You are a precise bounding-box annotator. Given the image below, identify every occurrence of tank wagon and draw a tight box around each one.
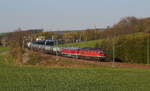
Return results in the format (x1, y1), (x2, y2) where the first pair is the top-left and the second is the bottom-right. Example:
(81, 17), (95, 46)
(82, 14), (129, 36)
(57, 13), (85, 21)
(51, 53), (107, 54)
(27, 40), (106, 61)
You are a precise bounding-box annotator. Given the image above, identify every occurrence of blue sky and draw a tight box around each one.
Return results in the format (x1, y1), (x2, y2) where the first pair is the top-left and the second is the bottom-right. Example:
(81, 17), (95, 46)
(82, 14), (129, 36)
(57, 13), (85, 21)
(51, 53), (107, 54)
(0, 0), (150, 32)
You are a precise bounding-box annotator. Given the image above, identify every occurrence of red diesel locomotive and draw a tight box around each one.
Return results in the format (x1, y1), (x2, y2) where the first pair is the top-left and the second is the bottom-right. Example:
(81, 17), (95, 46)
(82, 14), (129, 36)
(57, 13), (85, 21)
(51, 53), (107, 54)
(61, 47), (106, 61)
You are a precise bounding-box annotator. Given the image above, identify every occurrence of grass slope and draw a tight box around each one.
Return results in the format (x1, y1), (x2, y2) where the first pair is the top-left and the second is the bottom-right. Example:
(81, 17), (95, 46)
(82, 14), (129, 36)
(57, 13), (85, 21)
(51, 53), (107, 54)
(60, 32), (146, 48)
(60, 39), (104, 48)
(0, 47), (150, 91)
(0, 46), (11, 52)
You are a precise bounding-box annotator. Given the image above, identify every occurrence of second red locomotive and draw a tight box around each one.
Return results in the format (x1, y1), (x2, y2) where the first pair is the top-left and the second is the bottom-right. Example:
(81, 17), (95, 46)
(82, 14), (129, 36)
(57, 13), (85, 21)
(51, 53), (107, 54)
(61, 47), (106, 61)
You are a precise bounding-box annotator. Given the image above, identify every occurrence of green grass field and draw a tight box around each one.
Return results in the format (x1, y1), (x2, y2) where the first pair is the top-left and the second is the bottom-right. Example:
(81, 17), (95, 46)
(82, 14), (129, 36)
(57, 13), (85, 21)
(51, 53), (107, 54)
(60, 32), (146, 48)
(60, 39), (104, 48)
(1, 47), (150, 91)
(0, 46), (11, 53)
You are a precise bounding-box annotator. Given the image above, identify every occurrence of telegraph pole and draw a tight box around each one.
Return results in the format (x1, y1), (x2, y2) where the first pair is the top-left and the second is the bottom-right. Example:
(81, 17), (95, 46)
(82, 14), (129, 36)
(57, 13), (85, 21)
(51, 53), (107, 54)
(112, 39), (115, 67)
(52, 35), (54, 40)
(112, 32), (116, 67)
(147, 32), (150, 65)
(55, 41), (59, 61)
(94, 25), (97, 40)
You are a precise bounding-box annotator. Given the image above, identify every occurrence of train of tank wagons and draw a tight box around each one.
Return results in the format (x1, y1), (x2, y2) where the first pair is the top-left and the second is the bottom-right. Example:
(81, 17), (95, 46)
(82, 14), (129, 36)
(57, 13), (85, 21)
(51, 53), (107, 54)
(27, 40), (106, 61)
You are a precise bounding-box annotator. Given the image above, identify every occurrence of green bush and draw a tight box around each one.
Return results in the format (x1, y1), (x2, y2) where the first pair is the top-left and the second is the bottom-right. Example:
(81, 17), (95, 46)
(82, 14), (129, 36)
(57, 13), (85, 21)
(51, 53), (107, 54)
(28, 52), (41, 65)
(99, 33), (149, 64)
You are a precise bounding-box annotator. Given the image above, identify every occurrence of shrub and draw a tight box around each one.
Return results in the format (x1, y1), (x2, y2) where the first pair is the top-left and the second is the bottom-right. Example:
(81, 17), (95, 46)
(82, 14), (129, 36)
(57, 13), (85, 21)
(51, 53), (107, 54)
(28, 52), (41, 65)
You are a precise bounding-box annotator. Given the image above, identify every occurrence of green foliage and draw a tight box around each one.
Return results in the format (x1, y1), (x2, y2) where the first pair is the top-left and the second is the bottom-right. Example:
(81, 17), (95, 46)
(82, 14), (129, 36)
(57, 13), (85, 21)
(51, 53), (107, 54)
(103, 32), (149, 64)
(28, 52), (41, 65)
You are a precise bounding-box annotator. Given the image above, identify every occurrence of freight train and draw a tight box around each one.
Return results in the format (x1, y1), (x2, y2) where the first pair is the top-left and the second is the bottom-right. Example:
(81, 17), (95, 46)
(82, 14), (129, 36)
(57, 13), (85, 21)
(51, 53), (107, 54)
(27, 40), (106, 61)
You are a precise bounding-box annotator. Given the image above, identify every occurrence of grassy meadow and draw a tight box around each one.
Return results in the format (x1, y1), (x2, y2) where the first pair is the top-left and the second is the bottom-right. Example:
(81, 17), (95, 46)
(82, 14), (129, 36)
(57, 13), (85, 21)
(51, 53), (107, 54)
(60, 32), (146, 48)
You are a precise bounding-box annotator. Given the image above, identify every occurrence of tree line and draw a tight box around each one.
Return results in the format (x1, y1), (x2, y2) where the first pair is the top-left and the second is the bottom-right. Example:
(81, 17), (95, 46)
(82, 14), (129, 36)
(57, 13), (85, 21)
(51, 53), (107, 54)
(35, 16), (150, 43)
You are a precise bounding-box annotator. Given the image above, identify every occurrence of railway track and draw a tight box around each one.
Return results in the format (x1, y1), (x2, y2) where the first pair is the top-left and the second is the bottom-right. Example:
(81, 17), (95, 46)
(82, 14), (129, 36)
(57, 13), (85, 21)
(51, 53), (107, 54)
(41, 52), (150, 69)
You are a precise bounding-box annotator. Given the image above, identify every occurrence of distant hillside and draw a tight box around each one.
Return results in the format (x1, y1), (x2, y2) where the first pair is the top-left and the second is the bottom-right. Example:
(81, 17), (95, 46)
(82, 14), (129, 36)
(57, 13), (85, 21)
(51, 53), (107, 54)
(50, 28), (106, 34)
(0, 33), (8, 37)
